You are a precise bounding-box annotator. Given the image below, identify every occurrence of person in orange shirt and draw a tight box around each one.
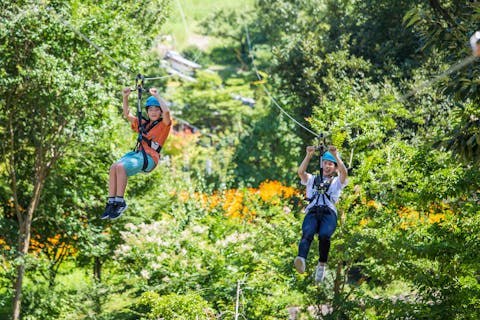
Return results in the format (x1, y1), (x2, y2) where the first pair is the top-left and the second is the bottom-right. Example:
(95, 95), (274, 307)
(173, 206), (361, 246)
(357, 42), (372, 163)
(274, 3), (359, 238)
(101, 87), (172, 219)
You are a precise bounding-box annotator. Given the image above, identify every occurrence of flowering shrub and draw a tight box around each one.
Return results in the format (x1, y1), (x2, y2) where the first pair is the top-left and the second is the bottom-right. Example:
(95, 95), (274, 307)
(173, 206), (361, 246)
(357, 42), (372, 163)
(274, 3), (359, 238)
(172, 180), (300, 221)
(137, 291), (214, 320)
(110, 179), (303, 318)
(29, 233), (77, 258)
(397, 202), (452, 229)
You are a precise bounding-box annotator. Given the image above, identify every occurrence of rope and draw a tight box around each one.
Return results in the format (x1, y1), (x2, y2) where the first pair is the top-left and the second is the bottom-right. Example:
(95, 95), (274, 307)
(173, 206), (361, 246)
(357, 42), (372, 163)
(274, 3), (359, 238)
(45, 5), (175, 84)
(244, 9), (478, 138)
(174, 0), (203, 64)
(398, 55), (477, 102)
(342, 54), (477, 131)
(44, 5), (136, 77)
(243, 19), (320, 138)
(144, 75), (174, 81)
(176, 0), (190, 37)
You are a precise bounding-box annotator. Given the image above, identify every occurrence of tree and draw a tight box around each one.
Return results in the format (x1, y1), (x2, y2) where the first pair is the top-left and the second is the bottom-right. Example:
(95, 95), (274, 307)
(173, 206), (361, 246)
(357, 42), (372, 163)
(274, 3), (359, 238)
(199, 9), (254, 56)
(403, 1), (480, 161)
(250, 0), (480, 317)
(232, 106), (301, 186)
(0, 1), (169, 318)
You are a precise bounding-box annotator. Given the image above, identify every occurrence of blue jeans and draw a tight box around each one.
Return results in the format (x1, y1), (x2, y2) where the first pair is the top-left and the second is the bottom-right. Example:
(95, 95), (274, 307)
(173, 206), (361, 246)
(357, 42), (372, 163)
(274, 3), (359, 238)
(298, 206), (337, 263)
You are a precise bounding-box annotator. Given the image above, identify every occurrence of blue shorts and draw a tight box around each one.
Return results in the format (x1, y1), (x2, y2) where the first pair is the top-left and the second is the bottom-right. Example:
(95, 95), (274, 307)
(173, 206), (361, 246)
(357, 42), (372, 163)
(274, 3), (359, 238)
(117, 151), (155, 176)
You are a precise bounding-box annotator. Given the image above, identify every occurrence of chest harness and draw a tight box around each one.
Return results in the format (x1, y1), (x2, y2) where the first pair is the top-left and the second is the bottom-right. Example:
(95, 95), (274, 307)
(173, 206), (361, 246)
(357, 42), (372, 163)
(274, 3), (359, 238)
(310, 176), (332, 202)
(307, 134), (333, 214)
(134, 118), (163, 172)
(133, 73), (163, 172)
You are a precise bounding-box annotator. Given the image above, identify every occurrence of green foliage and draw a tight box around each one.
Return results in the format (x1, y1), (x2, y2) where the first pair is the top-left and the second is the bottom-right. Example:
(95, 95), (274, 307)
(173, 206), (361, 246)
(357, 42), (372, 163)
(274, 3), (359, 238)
(0, 0), (169, 318)
(232, 107), (302, 186)
(137, 291), (213, 320)
(20, 286), (69, 320)
(162, 0), (255, 51)
(442, 103), (480, 163)
(326, 0), (420, 70)
(1, 0), (480, 319)
(199, 9), (252, 55)
(170, 70), (251, 131)
(403, 1), (480, 161)
(107, 182), (305, 319)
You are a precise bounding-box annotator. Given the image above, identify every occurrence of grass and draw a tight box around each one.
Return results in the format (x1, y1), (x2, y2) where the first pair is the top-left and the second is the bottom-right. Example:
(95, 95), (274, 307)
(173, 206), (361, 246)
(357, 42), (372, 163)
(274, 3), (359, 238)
(0, 295), (9, 320)
(161, 0), (255, 50)
(367, 279), (414, 299)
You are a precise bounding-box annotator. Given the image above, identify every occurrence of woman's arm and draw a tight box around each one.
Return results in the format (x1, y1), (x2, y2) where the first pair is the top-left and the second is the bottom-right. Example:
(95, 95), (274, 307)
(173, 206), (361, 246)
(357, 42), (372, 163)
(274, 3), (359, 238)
(328, 146), (348, 185)
(298, 146), (316, 184)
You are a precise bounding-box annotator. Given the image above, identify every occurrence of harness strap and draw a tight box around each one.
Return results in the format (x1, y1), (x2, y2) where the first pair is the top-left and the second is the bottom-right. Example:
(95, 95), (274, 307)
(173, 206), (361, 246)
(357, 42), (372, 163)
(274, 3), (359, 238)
(307, 204), (333, 215)
(142, 136), (162, 153)
(307, 176), (332, 203)
(134, 119), (162, 172)
(140, 147), (151, 171)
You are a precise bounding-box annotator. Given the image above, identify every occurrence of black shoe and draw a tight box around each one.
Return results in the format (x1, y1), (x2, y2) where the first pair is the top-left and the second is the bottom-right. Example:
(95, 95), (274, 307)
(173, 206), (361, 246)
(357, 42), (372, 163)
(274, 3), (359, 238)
(109, 201), (128, 220)
(100, 202), (116, 219)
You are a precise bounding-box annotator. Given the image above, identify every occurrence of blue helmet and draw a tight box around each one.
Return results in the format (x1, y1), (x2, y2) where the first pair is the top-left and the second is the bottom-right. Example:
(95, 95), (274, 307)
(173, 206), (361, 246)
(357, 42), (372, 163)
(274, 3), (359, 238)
(145, 96), (161, 108)
(322, 151), (337, 164)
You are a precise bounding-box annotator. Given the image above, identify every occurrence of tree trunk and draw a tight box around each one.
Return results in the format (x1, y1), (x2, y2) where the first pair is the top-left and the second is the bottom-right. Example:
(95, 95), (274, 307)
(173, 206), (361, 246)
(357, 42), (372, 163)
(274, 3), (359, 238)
(333, 209), (347, 296)
(12, 180), (43, 320)
(333, 261), (343, 296)
(94, 257), (102, 282)
(12, 265), (25, 320)
(12, 218), (32, 320)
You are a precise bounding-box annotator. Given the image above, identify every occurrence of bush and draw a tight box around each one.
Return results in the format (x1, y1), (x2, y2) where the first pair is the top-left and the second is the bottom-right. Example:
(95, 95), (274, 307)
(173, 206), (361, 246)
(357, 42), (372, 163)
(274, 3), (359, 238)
(137, 291), (214, 320)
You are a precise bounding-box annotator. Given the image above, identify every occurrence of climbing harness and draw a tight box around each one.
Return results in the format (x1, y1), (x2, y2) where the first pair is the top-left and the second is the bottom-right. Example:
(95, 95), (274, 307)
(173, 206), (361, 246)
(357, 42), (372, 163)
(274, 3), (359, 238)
(132, 73), (163, 172)
(306, 134), (333, 210)
(315, 135), (332, 198)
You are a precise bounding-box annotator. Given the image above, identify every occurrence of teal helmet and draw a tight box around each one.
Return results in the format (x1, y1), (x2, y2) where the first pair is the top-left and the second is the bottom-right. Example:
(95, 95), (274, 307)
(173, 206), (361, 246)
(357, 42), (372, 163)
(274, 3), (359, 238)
(145, 96), (161, 108)
(322, 151), (337, 164)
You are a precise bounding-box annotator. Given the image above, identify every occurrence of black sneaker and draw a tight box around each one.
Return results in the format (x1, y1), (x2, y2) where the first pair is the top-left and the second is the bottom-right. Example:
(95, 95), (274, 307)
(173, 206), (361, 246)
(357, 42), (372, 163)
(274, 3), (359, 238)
(100, 202), (116, 219)
(109, 201), (128, 220)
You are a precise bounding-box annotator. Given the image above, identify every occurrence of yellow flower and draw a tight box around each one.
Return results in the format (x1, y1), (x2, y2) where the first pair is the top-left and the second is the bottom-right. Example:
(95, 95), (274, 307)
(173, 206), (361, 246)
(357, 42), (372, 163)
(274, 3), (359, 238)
(428, 213), (445, 224)
(359, 218), (370, 227)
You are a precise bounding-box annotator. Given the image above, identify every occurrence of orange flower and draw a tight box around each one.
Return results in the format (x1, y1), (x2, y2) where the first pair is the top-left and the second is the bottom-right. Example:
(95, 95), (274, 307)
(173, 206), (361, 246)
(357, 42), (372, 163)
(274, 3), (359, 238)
(178, 191), (189, 202)
(0, 238), (10, 250)
(366, 200), (382, 210)
(359, 218), (370, 227)
(258, 180), (299, 203)
(181, 180), (298, 222)
(397, 207), (420, 229)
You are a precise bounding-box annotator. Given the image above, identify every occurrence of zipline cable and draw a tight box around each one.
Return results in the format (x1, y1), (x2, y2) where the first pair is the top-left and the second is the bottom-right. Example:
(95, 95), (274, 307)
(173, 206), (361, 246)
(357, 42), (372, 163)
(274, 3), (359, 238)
(398, 55), (477, 103)
(43, 3), (219, 158)
(44, 5), (174, 83)
(44, 5), (135, 77)
(242, 1), (479, 141)
(174, 0), (203, 63)
(144, 75), (173, 81)
(243, 20), (320, 138)
(176, 0), (190, 39)
(340, 54), (477, 132)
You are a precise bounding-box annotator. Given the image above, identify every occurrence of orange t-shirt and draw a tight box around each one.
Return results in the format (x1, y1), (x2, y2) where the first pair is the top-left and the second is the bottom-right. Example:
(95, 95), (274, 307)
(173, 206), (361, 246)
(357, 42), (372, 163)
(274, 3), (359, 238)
(132, 118), (171, 164)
